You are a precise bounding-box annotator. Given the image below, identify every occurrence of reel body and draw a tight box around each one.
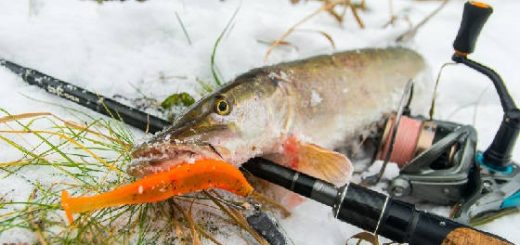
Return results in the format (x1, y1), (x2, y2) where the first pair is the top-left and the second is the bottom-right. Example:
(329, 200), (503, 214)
(373, 103), (520, 224)
(376, 115), (478, 205)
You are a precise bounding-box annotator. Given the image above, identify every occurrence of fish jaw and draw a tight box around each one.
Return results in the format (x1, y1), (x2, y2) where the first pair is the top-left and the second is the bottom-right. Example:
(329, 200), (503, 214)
(127, 118), (282, 178)
(128, 142), (229, 177)
(128, 129), (286, 177)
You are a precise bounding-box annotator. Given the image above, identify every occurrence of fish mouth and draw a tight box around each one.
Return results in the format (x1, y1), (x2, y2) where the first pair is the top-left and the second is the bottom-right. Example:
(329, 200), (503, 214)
(127, 142), (226, 177)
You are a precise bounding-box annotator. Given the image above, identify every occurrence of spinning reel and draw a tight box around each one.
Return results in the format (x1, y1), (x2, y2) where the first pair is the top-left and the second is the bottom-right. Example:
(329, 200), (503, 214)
(366, 1), (520, 225)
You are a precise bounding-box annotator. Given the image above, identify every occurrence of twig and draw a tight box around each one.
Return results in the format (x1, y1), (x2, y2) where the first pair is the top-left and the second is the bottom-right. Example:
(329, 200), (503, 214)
(388, 0), (395, 25)
(264, 1), (340, 61)
(347, 0), (365, 28)
(171, 200), (201, 245)
(204, 191), (269, 245)
(396, 0), (450, 42)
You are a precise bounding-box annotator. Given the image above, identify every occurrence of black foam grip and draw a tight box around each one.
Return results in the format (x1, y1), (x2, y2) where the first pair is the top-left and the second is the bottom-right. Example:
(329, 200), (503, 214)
(381, 199), (457, 244)
(453, 1), (493, 54)
(293, 173), (316, 197)
(336, 184), (386, 232)
(378, 198), (512, 244)
(336, 186), (510, 245)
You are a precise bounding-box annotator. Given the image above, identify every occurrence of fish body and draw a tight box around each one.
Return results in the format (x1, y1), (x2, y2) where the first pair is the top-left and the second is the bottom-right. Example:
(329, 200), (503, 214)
(129, 47), (427, 185)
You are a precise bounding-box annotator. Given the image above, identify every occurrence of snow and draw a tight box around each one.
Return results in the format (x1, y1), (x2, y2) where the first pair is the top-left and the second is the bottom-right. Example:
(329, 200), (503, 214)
(1, 0), (519, 244)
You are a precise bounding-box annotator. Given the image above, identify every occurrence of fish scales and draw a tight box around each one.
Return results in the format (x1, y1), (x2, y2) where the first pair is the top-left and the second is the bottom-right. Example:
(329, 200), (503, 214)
(262, 47), (425, 148)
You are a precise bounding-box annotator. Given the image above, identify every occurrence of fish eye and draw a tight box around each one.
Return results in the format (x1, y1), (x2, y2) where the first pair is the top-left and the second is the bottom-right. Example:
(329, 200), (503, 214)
(214, 98), (231, 115)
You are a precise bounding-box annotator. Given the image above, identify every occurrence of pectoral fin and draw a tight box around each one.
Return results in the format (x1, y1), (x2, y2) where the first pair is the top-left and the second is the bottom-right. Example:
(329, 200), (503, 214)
(263, 137), (352, 186)
(297, 142), (352, 186)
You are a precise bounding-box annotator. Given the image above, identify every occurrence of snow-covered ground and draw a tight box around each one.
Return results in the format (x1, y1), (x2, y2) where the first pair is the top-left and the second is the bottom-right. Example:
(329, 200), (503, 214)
(1, 0), (519, 244)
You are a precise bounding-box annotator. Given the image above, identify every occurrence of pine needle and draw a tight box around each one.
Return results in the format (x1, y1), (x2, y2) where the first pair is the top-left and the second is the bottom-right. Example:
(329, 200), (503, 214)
(0, 130), (123, 175)
(0, 112), (52, 124)
(348, 0), (365, 29)
(172, 200), (201, 245)
(176, 11), (193, 46)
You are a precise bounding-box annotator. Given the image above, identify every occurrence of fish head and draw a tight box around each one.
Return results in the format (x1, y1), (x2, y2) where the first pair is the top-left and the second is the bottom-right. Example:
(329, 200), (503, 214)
(128, 71), (285, 177)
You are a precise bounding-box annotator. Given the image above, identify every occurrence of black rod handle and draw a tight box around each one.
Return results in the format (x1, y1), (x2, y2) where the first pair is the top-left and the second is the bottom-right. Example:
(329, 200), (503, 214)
(453, 1), (493, 55)
(0, 59), (171, 133)
(242, 158), (513, 245)
(377, 193), (511, 244)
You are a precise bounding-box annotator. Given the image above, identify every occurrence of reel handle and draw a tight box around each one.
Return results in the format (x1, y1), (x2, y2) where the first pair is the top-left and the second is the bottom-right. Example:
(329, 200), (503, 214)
(451, 1), (519, 168)
(453, 1), (493, 55)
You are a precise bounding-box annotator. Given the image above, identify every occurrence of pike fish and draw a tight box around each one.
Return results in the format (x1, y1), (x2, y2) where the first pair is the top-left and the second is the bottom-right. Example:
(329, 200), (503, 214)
(129, 47), (426, 187)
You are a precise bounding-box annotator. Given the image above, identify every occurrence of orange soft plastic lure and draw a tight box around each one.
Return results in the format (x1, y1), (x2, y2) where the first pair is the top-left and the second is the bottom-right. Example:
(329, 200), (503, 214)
(61, 159), (253, 224)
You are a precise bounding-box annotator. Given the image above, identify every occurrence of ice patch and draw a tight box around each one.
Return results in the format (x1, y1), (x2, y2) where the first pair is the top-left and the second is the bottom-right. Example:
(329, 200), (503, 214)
(268, 70), (290, 82)
(310, 90), (322, 107)
(268, 71), (277, 80)
(279, 71), (289, 80)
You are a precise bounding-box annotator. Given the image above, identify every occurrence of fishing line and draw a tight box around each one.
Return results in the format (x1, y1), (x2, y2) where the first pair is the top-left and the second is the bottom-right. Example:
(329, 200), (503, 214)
(429, 62), (457, 120)
(377, 115), (423, 167)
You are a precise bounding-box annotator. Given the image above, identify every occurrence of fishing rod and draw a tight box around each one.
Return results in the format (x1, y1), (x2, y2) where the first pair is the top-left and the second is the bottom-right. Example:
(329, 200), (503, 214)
(0, 55), (512, 245)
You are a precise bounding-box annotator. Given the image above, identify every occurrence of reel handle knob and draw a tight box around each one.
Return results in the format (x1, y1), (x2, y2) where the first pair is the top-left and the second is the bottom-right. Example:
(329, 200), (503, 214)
(453, 1), (493, 55)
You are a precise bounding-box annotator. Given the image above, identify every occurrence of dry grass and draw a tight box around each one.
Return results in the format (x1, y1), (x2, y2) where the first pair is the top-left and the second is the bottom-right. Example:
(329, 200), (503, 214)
(0, 109), (281, 244)
(264, 0), (367, 61)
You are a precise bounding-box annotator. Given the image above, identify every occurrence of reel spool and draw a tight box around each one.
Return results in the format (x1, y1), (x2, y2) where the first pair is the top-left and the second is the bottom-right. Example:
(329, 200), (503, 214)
(376, 115), (457, 170)
(363, 80), (415, 184)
